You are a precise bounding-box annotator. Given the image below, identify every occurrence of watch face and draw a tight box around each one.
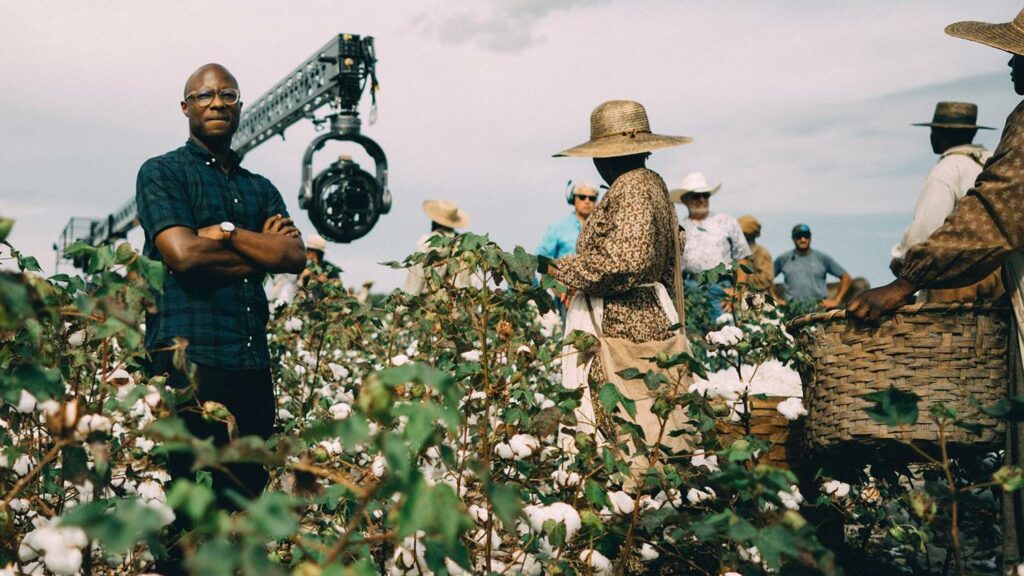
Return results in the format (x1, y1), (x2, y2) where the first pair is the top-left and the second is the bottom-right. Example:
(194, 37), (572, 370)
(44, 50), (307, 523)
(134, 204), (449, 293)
(221, 221), (235, 233)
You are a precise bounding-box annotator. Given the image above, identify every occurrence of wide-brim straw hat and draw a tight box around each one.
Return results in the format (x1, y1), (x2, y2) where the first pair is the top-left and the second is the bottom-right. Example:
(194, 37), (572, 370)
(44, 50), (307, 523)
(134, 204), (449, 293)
(554, 100), (692, 158)
(306, 234), (328, 252)
(912, 101), (994, 130)
(945, 9), (1024, 57)
(669, 171), (721, 203)
(423, 199), (470, 229)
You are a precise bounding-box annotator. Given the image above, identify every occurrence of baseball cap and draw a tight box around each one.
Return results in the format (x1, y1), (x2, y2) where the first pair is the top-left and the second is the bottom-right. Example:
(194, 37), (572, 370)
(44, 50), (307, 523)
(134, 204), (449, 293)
(791, 224), (811, 238)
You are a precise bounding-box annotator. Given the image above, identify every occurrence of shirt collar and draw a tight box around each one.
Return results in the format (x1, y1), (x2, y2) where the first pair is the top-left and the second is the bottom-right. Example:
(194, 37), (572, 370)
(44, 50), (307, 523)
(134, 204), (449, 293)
(940, 143), (986, 158)
(185, 138), (241, 170)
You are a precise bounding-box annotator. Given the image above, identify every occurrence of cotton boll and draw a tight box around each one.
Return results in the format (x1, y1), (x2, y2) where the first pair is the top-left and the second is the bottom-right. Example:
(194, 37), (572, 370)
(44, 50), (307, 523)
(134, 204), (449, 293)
(460, 350), (481, 362)
(43, 546), (82, 575)
(579, 549), (612, 576)
(133, 437), (155, 454)
(551, 469), (581, 488)
(494, 442), (515, 460)
(776, 397), (807, 421)
(545, 502), (581, 541)
(135, 479), (166, 502)
(822, 480), (851, 499)
(277, 408), (295, 421)
(686, 487), (716, 504)
(468, 504), (489, 524)
(284, 318), (303, 332)
(327, 362), (350, 381)
(509, 549), (543, 576)
(639, 543), (659, 561)
(390, 354), (410, 366)
(705, 325), (743, 347)
(607, 491), (634, 515)
(778, 485), (803, 510)
(66, 330), (86, 347)
(508, 434), (539, 459)
(371, 455), (387, 478)
(691, 451), (720, 472)
(328, 403), (352, 420)
(12, 455), (33, 477)
(9, 499), (30, 514)
(15, 390), (36, 414)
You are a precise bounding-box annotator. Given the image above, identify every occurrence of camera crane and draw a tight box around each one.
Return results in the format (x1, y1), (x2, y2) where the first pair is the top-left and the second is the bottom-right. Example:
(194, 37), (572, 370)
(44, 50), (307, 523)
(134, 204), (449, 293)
(55, 33), (391, 270)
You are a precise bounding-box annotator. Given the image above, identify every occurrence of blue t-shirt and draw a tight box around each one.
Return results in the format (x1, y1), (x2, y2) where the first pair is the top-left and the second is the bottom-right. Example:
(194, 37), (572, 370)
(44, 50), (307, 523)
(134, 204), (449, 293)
(537, 212), (582, 260)
(773, 249), (846, 302)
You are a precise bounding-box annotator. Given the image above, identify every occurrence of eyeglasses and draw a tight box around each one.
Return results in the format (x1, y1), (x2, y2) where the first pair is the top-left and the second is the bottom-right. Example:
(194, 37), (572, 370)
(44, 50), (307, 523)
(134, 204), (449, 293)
(686, 193), (711, 200)
(185, 88), (241, 107)
(574, 194), (598, 202)
(793, 233), (811, 240)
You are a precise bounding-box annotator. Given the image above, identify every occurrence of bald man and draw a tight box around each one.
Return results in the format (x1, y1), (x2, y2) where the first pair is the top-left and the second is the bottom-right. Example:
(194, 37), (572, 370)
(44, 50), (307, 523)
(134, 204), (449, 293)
(136, 64), (304, 526)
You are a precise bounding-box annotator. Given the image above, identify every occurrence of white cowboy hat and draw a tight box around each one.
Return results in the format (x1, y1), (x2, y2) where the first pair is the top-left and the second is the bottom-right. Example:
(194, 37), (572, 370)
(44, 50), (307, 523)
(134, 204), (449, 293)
(423, 200), (470, 229)
(305, 234), (328, 252)
(669, 172), (721, 203)
(554, 100), (692, 158)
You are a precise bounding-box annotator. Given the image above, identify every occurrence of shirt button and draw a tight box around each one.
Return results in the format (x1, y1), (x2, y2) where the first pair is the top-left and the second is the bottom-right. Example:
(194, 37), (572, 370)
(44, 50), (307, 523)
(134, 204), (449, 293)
(243, 279), (249, 283)
(246, 306), (251, 312)
(234, 198), (239, 204)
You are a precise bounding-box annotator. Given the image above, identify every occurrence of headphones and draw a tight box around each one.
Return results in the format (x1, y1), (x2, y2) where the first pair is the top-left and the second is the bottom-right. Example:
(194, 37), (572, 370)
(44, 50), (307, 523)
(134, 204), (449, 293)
(565, 180), (605, 205)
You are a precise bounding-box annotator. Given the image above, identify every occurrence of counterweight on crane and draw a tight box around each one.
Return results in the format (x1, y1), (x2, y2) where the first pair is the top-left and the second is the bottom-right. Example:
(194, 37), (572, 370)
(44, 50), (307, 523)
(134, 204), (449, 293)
(54, 33), (390, 270)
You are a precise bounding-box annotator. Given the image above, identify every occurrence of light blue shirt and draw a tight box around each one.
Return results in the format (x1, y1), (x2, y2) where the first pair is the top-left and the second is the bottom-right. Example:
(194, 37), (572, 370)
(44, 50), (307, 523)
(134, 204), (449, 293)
(774, 249), (846, 302)
(537, 212), (582, 260)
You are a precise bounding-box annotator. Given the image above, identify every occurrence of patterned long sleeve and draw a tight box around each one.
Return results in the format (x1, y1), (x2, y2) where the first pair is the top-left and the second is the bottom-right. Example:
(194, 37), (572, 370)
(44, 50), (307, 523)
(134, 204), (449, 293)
(550, 170), (667, 296)
(900, 100), (1024, 288)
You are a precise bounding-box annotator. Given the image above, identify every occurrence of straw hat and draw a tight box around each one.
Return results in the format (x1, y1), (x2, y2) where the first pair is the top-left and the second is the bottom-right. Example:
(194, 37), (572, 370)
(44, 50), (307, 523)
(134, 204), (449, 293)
(306, 234), (327, 253)
(423, 199), (470, 229)
(737, 215), (761, 238)
(912, 102), (994, 130)
(669, 172), (721, 203)
(946, 8), (1024, 56)
(554, 100), (692, 158)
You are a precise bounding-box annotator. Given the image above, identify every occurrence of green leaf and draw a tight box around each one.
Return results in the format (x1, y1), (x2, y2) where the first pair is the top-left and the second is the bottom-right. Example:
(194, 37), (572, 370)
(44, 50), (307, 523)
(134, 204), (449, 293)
(487, 481), (521, 532)
(242, 492), (299, 540)
(598, 383), (636, 418)
(981, 396), (1024, 421)
(615, 367), (643, 381)
(993, 466), (1024, 492)
(754, 524), (801, 568)
(0, 218), (14, 243)
(585, 478), (610, 509)
(859, 386), (920, 426)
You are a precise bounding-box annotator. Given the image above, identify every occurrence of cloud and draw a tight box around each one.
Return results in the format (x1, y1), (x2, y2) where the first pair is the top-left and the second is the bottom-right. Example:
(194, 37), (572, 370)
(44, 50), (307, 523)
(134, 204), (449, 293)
(413, 0), (612, 52)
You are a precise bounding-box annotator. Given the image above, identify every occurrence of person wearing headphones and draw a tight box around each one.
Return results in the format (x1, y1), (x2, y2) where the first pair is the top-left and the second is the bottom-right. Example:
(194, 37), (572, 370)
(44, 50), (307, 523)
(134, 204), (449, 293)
(537, 181), (599, 319)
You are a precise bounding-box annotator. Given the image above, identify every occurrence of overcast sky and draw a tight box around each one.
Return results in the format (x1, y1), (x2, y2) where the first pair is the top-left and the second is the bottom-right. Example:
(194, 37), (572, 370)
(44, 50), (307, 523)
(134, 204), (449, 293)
(2, 1), (1022, 289)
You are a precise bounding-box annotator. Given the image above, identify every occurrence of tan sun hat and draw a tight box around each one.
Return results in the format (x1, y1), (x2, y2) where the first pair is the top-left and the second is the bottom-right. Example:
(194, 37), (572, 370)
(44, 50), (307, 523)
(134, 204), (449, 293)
(306, 234), (327, 253)
(423, 199), (470, 229)
(554, 100), (692, 158)
(945, 8), (1024, 56)
(912, 102), (994, 130)
(669, 172), (721, 203)
(737, 215), (761, 238)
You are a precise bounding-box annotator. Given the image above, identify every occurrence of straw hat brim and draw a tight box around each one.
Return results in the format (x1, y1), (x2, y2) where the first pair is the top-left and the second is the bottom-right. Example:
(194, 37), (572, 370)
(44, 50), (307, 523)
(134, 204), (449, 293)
(911, 121), (995, 130)
(669, 184), (721, 203)
(554, 133), (692, 158)
(423, 201), (470, 229)
(946, 20), (1024, 57)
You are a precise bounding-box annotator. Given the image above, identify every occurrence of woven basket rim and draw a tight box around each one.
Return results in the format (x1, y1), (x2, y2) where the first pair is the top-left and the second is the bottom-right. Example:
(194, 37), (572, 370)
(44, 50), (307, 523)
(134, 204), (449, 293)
(787, 301), (1011, 330)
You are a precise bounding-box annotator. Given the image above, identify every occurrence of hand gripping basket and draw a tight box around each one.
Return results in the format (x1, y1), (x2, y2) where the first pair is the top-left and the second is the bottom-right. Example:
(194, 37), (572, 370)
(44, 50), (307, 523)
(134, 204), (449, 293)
(789, 303), (1010, 455)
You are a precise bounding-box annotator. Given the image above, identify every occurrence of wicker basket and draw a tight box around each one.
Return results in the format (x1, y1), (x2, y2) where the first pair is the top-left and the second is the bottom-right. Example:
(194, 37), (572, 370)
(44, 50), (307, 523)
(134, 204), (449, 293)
(717, 397), (804, 470)
(789, 303), (1010, 455)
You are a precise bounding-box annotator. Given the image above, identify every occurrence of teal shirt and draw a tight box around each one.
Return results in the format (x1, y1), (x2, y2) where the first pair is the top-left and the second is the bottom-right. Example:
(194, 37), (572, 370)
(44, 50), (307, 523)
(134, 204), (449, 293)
(537, 212), (581, 260)
(774, 249), (846, 302)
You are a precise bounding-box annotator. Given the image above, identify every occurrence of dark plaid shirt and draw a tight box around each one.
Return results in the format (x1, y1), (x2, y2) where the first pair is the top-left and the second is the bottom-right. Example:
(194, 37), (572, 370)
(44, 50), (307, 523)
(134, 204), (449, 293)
(136, 139), (288, 370)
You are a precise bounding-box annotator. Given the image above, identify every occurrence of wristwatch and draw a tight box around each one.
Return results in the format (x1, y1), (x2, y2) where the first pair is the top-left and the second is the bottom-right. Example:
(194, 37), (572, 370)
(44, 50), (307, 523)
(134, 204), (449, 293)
(220, 221), (236, 240)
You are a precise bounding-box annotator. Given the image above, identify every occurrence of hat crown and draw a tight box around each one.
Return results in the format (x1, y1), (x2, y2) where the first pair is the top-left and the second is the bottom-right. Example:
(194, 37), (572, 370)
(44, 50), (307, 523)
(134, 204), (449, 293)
(433, 199), (460, 218)
(1015, 8), (1024, 29)
(589, 100), (652, 140)
(932, 101), (978, 125)
(678, 171), (715, 192)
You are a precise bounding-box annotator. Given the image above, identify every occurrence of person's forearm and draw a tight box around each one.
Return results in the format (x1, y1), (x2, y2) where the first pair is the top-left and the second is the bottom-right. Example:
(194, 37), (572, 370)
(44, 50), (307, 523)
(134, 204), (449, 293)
(229, 229), (306, 274)
(834, 273), (852, 302)
(163, 235), (257, 278)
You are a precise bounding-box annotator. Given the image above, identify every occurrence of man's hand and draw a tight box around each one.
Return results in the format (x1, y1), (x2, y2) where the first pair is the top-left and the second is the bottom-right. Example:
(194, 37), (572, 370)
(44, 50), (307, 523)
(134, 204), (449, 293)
(846, 278), (917, 322)
(263, 214), (300, 238)
(821, 298), (840, 310)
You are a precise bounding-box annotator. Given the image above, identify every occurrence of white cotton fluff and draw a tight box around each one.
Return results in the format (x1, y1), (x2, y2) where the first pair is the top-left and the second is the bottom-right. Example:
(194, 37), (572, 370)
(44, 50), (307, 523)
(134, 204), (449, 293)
(66, 330), (86, 347)
(579, 549), (612, 576)
(655, 489), (683, 508)
(686, 487), (716, 504)
(328, 403), (352, 421)
(524, 502), (581, 542)
(18, 525), (88, 576)
(104, 368), (132, 384)
(327, 362), (350, 381)
(691, 451), (720, 472)
(284, 317), (303, 333)
(371, 455), (387, 478)
(508, 434), (540, 459)
(778, 486), (804, 510)
(15, 390), (36, 414)
(133, 437), (155, 454)
(552, 469), (581, 488)
(11, 455), (33, 477)
(776, 397), (807, 421)
(390, 354), (410, 367)
(639, 543), (660, 561)
(277, 408), (295, 421)
(9, 499), (29, 514)
(494, 442), (516, 460)
(705, 325), (743, 347)
(822, 480), (851, 499)
(467, 504), (489, 524)
(459, 349), (482, 362)
(689, 360), (803, 400)
(1015, 564), (1024, 576)
(607, 491), (635, 515)
(76, 414), (112, 437)
(510, 549), (543, 576)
